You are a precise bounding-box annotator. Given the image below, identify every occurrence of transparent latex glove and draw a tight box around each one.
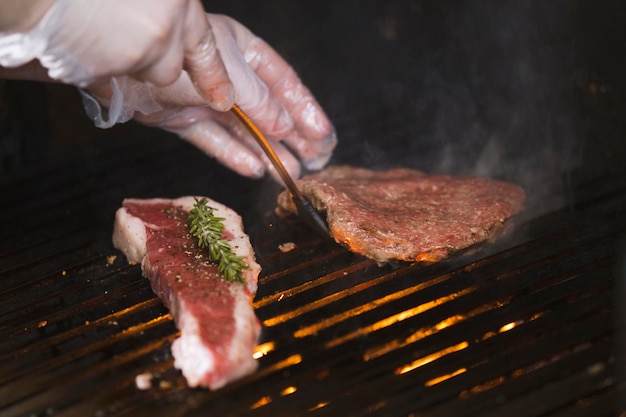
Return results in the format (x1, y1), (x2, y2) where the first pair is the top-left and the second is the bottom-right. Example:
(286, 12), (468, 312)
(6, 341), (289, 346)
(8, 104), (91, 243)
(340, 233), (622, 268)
(0, 0), (234, 109)
(83, 14), (336, 180)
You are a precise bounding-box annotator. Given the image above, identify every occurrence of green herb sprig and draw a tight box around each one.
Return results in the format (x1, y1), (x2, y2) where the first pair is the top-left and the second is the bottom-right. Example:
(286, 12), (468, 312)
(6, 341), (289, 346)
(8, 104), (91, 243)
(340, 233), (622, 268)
(188, 198), (247, 284)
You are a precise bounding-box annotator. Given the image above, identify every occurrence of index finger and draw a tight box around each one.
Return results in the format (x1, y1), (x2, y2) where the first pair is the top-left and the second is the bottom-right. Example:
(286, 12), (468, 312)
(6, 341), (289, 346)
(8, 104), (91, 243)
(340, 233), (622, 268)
(183, 2), (234, 111)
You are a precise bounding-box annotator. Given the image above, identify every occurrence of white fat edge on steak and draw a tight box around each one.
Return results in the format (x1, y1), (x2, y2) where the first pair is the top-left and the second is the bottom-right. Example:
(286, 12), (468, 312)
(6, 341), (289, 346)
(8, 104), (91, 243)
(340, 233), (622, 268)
(168, 289), (259, 388)
(111, 196), (261, 389)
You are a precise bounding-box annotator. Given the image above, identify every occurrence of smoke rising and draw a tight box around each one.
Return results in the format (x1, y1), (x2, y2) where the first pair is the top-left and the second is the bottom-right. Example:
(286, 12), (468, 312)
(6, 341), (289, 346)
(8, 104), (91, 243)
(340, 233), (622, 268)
(318, 1), (584, 215)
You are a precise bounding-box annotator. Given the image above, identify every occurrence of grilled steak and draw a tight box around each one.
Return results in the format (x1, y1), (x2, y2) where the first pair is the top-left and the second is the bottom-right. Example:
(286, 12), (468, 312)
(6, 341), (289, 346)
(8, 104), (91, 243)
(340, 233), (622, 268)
(277, 166), (525, 263)
(112, 197), (261, 389)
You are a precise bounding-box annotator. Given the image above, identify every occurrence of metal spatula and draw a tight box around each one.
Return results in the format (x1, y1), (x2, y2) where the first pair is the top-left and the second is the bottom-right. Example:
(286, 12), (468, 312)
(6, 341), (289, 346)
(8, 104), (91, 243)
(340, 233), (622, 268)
(231, 104), (330, 236)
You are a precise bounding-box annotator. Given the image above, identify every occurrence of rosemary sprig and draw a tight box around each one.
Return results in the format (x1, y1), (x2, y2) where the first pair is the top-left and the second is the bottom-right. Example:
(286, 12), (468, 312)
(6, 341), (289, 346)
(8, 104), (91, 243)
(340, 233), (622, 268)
(187, 197), (247, 284)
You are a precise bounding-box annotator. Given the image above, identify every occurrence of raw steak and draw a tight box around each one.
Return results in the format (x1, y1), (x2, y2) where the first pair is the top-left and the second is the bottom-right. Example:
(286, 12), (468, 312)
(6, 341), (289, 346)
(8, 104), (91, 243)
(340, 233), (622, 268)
(112, 196), (261, 389)
(276, 166), (525, 263)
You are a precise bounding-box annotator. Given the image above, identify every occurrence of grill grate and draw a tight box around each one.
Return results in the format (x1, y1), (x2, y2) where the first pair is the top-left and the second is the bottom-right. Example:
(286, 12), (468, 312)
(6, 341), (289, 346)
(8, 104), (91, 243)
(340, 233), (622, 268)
(1, 135), (623, 416)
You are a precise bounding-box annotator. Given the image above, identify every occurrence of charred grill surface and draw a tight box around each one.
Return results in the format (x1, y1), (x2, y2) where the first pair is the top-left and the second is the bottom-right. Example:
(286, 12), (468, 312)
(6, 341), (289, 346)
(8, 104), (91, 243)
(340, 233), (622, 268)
(0, 137), (623, 417)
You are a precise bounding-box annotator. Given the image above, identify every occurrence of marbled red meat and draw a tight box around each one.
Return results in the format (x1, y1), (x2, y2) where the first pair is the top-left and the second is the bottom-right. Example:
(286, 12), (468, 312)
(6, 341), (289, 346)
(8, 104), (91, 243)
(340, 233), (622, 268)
(112, 197), (261, 389)
(277, 166), (525, 263)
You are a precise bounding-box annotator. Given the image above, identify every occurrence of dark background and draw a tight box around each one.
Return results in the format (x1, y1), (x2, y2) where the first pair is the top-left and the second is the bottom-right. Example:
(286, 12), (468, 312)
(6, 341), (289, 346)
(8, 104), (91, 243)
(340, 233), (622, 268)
(2, 0), (625, 215)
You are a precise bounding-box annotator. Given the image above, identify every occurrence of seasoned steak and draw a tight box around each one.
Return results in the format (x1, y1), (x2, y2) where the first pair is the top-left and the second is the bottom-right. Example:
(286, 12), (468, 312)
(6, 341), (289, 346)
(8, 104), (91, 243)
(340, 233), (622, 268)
(112, 197), (261, 389)
(277, 166), (525, 263)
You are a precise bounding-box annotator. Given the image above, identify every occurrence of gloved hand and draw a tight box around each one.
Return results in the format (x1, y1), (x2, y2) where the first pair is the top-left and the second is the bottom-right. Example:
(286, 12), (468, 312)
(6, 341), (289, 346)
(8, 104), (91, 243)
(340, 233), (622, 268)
(0, 0), (234, 110)
(83, 13), (336, 180)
